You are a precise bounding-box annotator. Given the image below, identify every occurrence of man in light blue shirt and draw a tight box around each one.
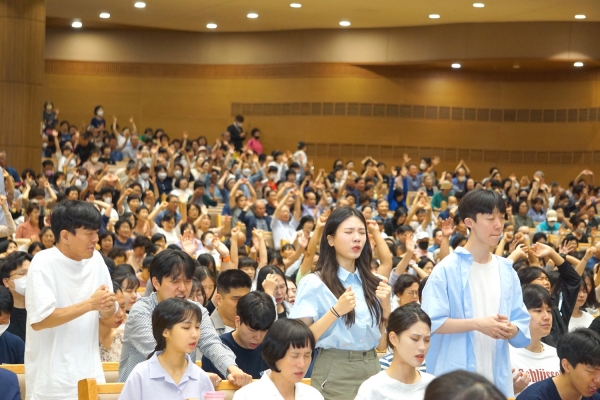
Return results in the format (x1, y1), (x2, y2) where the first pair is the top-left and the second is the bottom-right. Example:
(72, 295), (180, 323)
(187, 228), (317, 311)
(422, 189), (531, 398)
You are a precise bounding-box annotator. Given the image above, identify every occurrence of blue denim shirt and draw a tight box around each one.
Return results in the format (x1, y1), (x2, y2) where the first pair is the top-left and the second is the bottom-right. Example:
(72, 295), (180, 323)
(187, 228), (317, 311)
(421, 247), (531, 397)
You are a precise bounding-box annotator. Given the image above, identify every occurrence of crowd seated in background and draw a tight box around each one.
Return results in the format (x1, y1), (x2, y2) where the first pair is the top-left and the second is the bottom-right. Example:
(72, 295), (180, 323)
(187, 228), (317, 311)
(3, 102), (600, 399)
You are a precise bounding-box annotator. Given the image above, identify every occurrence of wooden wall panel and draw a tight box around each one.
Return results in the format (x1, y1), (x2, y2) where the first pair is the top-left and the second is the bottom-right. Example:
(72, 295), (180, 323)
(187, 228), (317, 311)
(44, 61), (600, 185)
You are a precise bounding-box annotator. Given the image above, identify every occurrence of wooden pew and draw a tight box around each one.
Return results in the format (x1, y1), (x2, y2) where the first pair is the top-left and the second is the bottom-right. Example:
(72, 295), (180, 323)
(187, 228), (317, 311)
(78, 377), (312, 400)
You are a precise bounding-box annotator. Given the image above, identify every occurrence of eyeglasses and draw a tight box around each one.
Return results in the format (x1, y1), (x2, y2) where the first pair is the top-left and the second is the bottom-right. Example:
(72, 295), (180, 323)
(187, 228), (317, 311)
(404, 290), (419, 297)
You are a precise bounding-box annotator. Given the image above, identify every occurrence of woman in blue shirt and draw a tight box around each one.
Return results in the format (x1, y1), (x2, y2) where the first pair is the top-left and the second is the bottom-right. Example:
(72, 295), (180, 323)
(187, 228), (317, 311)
(290, 206), (392, 399)
(120, 298), (214, 400)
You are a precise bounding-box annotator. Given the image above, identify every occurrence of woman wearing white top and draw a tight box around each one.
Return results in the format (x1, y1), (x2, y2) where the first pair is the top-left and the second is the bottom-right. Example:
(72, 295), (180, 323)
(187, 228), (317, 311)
(569, 276), (596, 331)
(355, 303), (435, 400)
(233, 318), (323, 400)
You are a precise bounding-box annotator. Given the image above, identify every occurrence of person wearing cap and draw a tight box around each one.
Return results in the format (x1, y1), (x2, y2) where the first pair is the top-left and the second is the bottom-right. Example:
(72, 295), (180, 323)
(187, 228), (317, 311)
(430, 181), (454, 212)
(534, 210), (561, 235)
(415, 231), (432, 259)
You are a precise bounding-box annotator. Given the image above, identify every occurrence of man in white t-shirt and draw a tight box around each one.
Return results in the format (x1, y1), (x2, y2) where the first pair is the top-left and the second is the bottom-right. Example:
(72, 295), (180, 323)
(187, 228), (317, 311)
(25, 201), (116, 400)
(422, 189), (531, 397)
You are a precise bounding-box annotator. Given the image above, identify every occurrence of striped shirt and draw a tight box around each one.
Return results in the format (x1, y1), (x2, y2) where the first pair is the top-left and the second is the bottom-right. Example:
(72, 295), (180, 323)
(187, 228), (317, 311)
(118, 293), (237, 382)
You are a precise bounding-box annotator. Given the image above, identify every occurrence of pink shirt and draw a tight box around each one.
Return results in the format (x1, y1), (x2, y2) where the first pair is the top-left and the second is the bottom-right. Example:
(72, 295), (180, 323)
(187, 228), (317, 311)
(246, 138), (263, 155)
(16, 221), (40, 241)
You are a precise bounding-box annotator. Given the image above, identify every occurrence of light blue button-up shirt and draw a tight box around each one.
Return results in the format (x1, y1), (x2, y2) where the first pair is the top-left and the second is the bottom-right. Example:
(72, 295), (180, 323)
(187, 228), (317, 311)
(120, 351), (214, 400)
(289, 268), (381, 351)
(421, 247), (531, 397)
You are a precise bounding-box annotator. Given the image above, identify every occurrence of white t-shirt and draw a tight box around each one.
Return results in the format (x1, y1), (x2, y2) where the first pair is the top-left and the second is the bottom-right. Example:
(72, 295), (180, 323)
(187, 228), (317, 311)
(156, 227), (179, 246)
(568, 310), (595, 331)
(233, 370), (323, 400)
(25, 248), (113, 400)
(355, 370), (435, 400)
(469, 256), (500, 384)
(509, 343), (560, 391)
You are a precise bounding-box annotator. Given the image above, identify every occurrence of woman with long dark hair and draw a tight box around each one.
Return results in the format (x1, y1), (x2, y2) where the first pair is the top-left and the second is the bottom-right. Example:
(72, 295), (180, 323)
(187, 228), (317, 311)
(290, 206), (392, 399)
(119, 298), (214, 399)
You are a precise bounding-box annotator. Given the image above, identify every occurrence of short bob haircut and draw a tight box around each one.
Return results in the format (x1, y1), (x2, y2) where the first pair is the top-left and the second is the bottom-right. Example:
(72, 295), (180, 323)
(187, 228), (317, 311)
(149, 298), (203, 359)
(557, 328), (600, 373)
(457, 188), (506, 223)
(149, 249), (195, 291)
(517, 267), (553, 293)
(0, 251), (33, 283)
(393, 274), (420, 296)
(51, 200), (102, 243)
(261, 318), (316, 373)
(236, 291), (276, 331)
(521, 283), (553, 310)
(386, 303), (431, 349)
(424, 370), (505, 400)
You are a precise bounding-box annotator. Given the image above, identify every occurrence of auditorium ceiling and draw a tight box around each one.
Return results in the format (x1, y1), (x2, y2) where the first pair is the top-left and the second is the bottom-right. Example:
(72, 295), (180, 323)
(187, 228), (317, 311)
(46, 0), (600, 33)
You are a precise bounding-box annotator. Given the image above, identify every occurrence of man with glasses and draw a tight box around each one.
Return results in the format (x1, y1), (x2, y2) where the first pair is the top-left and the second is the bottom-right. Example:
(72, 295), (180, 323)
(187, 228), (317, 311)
(153, 194), (182, 226)
(0, 286), (24, 364)
(0, 251), (32, 342)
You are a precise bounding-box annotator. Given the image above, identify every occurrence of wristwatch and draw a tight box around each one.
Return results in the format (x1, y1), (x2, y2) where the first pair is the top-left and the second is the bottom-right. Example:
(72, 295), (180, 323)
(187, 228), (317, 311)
(559, 253), (567, 260)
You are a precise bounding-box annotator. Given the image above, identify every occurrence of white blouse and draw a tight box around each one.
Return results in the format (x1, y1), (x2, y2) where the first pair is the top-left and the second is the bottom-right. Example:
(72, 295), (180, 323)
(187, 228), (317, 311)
(232, 370), (324, 400)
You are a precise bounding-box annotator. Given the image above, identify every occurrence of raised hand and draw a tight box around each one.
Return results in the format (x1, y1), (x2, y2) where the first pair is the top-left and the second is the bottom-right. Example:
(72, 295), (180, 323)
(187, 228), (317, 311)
(375, 280), (392, 313)
(405, 233), (415, 254)
(262, 273), (279, 297)
(441, 218), (454, 238)
(366, 219), (379, 234)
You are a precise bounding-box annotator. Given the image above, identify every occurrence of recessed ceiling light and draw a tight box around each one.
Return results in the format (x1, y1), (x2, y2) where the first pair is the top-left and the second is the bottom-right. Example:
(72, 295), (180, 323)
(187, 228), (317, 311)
(206, 23), (217, 29)
(247, 13), (258, 18)
(72, 20), (82, 28)
(574, 62), (584, 67)
(451, 63), (461, 69)
(429, 14), (441, 19)
(290, 3), (302, 8)
(339, 20), (351, 26)
(134, 2), (146, 8)
(99, 13), (110, 19)
(473, 3), (485, 8)
(575, 14), (586, 19)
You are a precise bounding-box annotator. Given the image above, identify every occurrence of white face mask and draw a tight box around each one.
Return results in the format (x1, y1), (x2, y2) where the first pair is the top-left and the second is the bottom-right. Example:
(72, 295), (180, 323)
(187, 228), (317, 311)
(91, 157), (100, 163)
(13, 276), (26, 296)
(204, 239), (213, 247)
(157, 172), (168, 180)
(42, 143), (48, 149)
(97, 110), (104, 117)
(0, 323), (9, 337)
(457, 176), (466, 182)
(419, 162), (427, 170)
(269, 173), (277, 180)
(140, 173), (150, 180)
(242, 168), (251, 177)
(174, 170), (183, 178)
(103, 197), (112, 204)
(142, 157), (150, 165)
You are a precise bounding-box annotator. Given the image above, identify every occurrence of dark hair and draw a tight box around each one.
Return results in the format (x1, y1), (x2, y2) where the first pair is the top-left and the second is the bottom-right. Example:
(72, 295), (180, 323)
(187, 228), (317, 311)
(256, 266), (287, 293)
(0, 286), (13, 315)
(532, 232), (548, 244)
(0, 251), (33, 283)
(517, 267), (549, 286)
(0, 240), (16, 255)
(107, 247), (127, 261)
(238, 256), (258, 271)
(151, 233), (167, 244)
(418, 277), (428, 303)
(457, 188), (506, 223)
(316, 207), (382, 328)
(112, 280), (123, 295)
(393, 274), (420, 296)
(583, 269), (600, 309)
(557, 328), (600, 373)
(216, 269), (252, 296)
(197, 253), (216, 274)
(298, 216), (315, 232)
(237, 291), (276, 331)
(132, 235), (151, 251)
(51, 201), (102, 243)
(386, 303), (431, 349)
(149, 249), (195, 290)
(150, 298), (203, 358)
(450, 234), (467, 249)
(194, 264), (216, 301)
(27, 242), (45, 254)
(521, 284), (553, 310)
(111, 264), (140, 291)
(261, 318), (316, 373)
(424, 370), (505, 400)
(190, 277), (207, 306)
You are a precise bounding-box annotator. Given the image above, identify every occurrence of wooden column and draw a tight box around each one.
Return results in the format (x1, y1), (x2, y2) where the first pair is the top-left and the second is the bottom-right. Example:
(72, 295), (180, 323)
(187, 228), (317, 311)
(0, 0), (45, 174)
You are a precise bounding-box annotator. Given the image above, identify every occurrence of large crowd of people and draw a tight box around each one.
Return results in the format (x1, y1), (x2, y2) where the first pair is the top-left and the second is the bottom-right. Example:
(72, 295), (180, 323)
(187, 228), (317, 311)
(1, 103), (600, 399)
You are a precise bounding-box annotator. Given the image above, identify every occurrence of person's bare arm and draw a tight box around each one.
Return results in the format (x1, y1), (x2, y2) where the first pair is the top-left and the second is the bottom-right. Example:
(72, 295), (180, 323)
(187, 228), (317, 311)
(438, 218), (454, 261)
(253, 229), (269, 270)
(421, 203), (433, 231)
(44, 182), (58, 203)
(300, 287), (356, 341)
(230, 226), (240, 269)
(32, 285), (116, 331)
(273, 190), (293, 221)
(292, 190), (302, 222)
(283, 232), (308, 269)
(368, 220), (393, 278)
(298, 212), (328, 278)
